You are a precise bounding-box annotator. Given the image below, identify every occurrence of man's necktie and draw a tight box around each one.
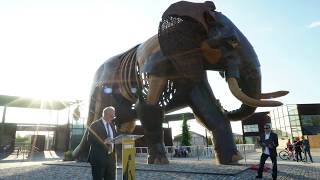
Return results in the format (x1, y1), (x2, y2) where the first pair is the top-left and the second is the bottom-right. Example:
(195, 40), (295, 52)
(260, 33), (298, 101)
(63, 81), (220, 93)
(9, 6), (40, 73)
(106, 123), (113, 154)
(106, 123), (110, 137)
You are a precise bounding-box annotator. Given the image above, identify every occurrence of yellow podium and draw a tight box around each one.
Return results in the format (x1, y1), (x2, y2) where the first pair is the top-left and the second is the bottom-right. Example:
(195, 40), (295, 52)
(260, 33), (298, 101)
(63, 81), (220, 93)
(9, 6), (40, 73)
(113, 134), (143, 180)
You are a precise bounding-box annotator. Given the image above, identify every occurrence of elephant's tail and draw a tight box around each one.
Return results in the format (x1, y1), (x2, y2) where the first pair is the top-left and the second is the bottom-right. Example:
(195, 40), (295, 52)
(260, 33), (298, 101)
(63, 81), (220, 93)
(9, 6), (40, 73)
(72, 128), (89, 161)
(72, 82), (101, 160)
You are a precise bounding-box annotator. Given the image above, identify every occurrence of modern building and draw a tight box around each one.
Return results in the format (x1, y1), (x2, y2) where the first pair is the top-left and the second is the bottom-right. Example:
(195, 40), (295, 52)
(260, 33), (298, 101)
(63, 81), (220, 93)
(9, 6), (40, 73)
(0, 94), (75, 154)
(269, 104), (320, 148)
(242, 104), (320, 148)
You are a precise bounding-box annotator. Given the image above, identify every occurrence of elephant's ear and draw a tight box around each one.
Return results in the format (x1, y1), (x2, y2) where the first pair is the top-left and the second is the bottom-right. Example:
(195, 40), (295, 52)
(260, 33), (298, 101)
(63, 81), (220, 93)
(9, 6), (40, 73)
(161, 1), (213, 32)
(158, 15), (207, 81)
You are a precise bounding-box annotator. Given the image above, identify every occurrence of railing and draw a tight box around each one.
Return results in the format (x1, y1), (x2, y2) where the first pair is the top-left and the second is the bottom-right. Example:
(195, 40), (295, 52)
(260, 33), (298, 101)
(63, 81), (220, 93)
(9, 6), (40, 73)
(236, 144), (256, 152)
(136, 144), (255, 160)
(15, 143), (29, 160)
(14, 142), (41, 160)
(27, 145), (40, 159)
(136, 147), (149, 157)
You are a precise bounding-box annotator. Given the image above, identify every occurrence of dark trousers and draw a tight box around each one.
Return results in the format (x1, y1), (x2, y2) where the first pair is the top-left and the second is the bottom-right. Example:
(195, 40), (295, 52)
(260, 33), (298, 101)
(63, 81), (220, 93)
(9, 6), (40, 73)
(91, 154), (116, 180)
(257, 153), (277, 179)
(304, 149), (313, 162)
(295, 150), (303, 162)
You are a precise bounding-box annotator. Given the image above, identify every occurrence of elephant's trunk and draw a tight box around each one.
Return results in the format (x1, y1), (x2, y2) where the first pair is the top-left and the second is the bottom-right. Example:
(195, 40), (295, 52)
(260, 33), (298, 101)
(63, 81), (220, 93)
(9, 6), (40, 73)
(227, 104), (256, 121)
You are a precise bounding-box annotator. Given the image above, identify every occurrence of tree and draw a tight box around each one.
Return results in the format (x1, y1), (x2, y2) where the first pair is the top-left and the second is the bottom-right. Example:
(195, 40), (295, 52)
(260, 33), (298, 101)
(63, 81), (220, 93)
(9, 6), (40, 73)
(181, 114), (191, 146)
(207, 136), (213, 145)
(15, 135), (30, 143)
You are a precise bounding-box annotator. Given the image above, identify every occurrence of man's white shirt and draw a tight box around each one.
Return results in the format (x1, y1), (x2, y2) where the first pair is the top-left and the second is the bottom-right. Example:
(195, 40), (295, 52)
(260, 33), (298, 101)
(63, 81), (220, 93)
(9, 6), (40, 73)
(264, 132), (270, 155)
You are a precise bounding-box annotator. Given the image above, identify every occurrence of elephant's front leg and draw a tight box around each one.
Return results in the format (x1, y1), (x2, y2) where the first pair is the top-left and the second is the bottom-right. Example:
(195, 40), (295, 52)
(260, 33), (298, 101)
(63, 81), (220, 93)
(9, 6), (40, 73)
(135, 75), (169, 164)
(189, 82), (242, 164)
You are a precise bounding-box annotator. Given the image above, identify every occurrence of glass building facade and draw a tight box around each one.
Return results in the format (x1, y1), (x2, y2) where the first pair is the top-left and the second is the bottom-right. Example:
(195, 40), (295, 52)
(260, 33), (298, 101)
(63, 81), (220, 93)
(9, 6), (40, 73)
(269, 104), (320, 139)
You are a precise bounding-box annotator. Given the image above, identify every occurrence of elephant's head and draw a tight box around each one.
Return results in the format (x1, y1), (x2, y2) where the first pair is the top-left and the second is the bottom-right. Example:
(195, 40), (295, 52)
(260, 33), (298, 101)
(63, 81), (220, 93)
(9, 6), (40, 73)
(205, 10), (289, 120)
(159, 1), (288, 120)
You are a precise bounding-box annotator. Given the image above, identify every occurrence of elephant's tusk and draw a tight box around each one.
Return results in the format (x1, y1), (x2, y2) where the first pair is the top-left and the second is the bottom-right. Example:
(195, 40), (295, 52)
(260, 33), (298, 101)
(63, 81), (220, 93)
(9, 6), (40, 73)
(227, 78), (283, 107)
(260, 91), (289, 99)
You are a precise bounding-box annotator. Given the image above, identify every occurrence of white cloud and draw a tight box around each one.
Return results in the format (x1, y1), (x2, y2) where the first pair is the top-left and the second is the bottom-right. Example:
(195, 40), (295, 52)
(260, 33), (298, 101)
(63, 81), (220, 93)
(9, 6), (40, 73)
(308, 21), (320, 28)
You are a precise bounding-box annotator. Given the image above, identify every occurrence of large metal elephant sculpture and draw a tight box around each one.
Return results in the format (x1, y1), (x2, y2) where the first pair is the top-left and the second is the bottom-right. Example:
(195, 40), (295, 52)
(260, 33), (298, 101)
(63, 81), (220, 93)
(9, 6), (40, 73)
(73, 1), (288, 165)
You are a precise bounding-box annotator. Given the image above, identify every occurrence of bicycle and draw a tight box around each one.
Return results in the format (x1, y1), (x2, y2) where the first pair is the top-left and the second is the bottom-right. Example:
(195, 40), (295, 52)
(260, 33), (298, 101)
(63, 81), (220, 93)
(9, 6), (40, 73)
(279, 148), (305, 161)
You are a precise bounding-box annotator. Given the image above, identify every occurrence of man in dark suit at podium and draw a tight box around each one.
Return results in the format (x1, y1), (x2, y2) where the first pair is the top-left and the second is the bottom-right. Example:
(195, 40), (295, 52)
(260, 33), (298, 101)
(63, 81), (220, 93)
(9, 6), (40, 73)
(87, 106), (117, 180)
(256, 124), (278, 180)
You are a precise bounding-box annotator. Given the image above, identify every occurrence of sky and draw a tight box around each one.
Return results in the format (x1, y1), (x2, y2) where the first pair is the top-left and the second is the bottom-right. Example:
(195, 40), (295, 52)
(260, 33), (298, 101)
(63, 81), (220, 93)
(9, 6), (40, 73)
(0, 0), (320, 136)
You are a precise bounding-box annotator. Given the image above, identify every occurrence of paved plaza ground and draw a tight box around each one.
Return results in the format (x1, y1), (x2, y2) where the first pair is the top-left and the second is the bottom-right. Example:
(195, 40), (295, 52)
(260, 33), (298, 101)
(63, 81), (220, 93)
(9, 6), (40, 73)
(0, 149), (319, 180)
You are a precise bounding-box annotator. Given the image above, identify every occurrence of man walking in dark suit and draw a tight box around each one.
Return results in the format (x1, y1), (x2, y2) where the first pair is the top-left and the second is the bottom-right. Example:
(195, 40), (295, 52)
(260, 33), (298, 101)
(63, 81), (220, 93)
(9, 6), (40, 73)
(256, 124), (278, 180)
(87, 106), (117, 180)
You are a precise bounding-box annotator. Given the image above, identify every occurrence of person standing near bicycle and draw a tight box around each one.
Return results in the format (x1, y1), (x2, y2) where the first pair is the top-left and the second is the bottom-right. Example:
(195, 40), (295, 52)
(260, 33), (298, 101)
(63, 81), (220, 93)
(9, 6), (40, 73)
(256, 124), (278, 180)
(301, 136), (313, 163)
(286, 139), (294, 153)
(294, 137), (303, 162)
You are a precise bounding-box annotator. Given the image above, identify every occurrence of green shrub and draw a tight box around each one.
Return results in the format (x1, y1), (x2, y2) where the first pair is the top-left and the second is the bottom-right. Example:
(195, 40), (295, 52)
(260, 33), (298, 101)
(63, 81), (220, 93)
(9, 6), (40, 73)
(63, 150), (73, 161)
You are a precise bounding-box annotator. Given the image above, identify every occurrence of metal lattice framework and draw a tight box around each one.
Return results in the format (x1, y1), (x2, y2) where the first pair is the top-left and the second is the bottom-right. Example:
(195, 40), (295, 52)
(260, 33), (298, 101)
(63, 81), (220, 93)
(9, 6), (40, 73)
(117, 47), (177, 107)
(137, 69), (177, 107)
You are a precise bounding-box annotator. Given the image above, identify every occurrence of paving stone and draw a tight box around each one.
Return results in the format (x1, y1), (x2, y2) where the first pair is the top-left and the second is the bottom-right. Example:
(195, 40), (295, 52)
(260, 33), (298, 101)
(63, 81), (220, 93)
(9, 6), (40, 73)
(1, 150), (319, 180)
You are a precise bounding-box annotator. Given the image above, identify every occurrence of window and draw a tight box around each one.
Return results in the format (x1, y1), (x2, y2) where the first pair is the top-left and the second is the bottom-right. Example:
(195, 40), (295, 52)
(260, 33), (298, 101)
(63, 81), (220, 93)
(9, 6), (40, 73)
(278, 108), (283, 118)
(285, 126), (291, 134)
(243, 124), (259, 133)
(276, 118), (281, 129)
(269, 111), (275, 120)
(290, 120), (297, 127)
(280, 117), (285, 128)
(282, 106), (289, 116)
(290, 115), (299, 121)
(284, 116), (290, 127)
(301, 115), (320, 126)
(281, 127), (287, 137)
(292, 132), (299, 138)
(271, 119), (275, 127)
(274, 109), (279, 118)
(287, 105), (298, 115)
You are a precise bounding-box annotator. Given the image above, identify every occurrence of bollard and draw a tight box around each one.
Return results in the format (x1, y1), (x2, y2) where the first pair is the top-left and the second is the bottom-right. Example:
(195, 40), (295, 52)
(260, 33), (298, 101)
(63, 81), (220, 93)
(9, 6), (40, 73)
(197, 146), (199, 161)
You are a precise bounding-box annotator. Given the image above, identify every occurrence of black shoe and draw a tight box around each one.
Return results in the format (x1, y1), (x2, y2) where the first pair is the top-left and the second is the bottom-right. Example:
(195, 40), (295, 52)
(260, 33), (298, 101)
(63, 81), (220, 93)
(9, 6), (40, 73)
(256, 175), (262, 179)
